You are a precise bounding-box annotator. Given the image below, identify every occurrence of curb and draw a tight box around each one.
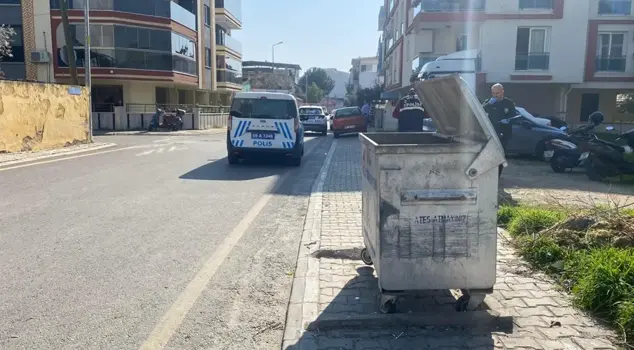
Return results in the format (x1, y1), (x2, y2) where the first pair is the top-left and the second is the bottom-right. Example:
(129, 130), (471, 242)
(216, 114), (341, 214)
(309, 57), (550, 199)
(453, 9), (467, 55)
(305, 310), (513, 332)
(282, 139), (337, 349)
(0, 143), (117, 168)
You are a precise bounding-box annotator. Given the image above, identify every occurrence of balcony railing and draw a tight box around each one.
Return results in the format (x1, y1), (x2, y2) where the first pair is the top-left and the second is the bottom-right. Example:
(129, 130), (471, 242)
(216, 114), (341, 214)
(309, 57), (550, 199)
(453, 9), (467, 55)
(170, 1), (196, 31)
(215, 0), (242, 23)
(217, 69), (242, 85)
(412, 54), (441, 74)
(595, 56), (627, 72)
(413, 0), (486, 17)
(514, 52), (550, 71)
(217, 34), (242, 55)
(598, 0), (632, 15)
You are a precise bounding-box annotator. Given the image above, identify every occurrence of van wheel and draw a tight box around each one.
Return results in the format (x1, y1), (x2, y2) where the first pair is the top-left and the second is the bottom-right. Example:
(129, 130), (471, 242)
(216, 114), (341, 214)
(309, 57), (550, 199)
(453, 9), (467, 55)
(228, 155), (239, 165)
(289, 157), (302, 167)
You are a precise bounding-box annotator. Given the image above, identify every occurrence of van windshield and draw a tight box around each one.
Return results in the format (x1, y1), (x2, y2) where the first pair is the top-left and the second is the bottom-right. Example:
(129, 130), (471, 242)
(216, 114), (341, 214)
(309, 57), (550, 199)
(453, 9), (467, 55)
(230, 98), (297, 119)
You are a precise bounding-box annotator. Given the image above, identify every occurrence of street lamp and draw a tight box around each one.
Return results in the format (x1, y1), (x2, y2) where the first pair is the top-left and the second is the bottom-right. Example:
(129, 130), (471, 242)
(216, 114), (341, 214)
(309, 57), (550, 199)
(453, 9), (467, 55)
(271, 41), (283, 67)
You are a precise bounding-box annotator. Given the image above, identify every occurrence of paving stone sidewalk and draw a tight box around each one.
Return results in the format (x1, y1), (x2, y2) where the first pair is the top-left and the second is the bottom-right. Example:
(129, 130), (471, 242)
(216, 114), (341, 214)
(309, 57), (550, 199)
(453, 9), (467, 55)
(283, 137), (620, 350)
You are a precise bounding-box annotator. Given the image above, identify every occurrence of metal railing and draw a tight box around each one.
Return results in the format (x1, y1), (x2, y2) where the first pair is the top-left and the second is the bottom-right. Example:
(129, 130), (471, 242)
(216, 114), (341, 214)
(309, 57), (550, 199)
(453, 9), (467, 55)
(595, 56), (627, 72)
(514, 52), (550, 71)
(126, 103), (195, 113)
(414, 0), (486, 15)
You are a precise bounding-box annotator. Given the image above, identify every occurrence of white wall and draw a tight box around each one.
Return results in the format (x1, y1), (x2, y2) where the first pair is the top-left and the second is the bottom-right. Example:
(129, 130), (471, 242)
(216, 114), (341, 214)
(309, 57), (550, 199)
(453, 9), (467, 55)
(33, 0), (54, 83)
(480, 0), (590, 83)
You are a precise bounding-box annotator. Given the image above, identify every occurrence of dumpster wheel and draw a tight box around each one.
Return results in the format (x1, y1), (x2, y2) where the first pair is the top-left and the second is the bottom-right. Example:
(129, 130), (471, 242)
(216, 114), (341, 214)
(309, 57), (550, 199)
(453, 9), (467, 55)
(360, 248), (373, 265)
(378, 295), (397, 314)
(455, 290), (486, 311)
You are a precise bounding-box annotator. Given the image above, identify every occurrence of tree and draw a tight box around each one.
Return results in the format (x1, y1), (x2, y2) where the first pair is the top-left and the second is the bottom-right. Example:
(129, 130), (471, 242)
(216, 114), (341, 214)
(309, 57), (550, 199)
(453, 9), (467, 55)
(307, 82), (324, 104)
(298, 68), (335, 97)
(60, 0), (79, 85)
(356, 84), (383, 105)
(0, 25), (16, 78)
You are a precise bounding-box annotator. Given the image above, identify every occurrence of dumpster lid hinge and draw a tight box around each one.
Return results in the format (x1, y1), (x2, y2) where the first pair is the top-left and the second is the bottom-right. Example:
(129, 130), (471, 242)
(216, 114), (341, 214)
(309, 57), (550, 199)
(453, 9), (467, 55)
(465, 138), (506, 180)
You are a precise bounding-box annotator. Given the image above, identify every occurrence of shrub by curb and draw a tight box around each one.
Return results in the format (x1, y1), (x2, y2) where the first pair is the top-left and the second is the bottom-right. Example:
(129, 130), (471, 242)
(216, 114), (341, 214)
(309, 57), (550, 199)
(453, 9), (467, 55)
(498, 204), (634, 345)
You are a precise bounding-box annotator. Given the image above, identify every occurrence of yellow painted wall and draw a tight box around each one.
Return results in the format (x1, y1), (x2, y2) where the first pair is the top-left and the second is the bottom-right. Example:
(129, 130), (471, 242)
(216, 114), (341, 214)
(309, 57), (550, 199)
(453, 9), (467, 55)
(0, 81), (89, 153)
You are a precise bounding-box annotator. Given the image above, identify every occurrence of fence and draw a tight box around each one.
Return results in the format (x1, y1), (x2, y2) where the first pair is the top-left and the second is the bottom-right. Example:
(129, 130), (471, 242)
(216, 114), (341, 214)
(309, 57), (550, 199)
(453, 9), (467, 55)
(92, 108), (228, 131)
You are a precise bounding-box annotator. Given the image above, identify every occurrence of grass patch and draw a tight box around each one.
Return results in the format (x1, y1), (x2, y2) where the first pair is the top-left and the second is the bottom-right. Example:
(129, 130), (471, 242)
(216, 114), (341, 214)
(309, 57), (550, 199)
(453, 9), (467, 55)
(500, 204), (634, 345)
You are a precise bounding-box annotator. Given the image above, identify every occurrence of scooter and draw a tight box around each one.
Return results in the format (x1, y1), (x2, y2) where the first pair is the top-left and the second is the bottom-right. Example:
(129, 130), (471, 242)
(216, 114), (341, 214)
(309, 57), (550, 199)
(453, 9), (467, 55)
(582, 127), (634, 181)
(544, 124), (599, 173)
(148, 108), (185, 131)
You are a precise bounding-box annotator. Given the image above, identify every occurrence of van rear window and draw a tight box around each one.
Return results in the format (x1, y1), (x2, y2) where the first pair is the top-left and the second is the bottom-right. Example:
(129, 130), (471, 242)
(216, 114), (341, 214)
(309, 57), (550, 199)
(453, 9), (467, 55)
(230, 98), (297, 119)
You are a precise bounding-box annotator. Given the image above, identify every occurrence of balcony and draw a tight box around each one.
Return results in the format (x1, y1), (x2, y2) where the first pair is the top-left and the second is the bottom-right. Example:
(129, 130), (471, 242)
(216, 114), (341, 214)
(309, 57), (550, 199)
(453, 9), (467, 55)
(49, 0), (196, 31)
(216, 34), (242, 57)
(170, 1), (196, 31)
(217, 70), (242, 89)
(412, 54), (441, 74)
(378, 5), (386, 30)
(514, 52), (550, 71)
(413, 0), (486, 17)
(595, 56), (627, 72)
(215, 0), (242, 29)
(598, 0), (632, 15)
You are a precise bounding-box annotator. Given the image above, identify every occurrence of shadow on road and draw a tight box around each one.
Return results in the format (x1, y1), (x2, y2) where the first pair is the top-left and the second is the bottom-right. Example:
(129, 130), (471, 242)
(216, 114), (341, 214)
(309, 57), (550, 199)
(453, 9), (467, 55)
(285, 265), (512, 349)
(179, 137), (324, 182)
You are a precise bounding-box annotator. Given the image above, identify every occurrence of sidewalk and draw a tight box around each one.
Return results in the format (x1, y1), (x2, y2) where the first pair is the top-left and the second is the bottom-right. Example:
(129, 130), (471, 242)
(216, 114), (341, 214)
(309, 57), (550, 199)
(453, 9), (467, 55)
(283, 137), (619, 350)
(94, 128), (226, 136)
(0, 142), (116, 167)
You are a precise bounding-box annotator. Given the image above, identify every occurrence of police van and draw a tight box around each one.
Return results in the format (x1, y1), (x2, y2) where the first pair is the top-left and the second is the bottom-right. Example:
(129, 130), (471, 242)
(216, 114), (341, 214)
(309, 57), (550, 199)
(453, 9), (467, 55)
(227, 92), (305, 166)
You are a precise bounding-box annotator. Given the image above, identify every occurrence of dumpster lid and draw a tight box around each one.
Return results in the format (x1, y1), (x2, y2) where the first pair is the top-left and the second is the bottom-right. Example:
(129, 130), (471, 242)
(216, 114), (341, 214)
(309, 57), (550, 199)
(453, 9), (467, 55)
(414, 75), (497, 144)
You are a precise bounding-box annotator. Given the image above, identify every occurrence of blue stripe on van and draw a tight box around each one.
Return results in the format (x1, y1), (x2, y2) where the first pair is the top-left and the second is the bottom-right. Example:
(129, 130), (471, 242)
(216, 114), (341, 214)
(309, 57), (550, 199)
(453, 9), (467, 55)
(275, 121), (287, 139)
(233, 121), (243, 138)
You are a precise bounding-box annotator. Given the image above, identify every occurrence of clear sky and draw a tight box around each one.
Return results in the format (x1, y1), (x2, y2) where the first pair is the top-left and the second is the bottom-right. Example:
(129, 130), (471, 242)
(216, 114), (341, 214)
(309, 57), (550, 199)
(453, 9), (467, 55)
(231, 0), (383, 73)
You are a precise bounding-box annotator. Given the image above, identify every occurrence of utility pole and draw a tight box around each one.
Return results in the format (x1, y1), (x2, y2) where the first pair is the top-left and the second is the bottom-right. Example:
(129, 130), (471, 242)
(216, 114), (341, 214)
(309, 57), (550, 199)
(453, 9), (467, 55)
(84, 0), (93, 142)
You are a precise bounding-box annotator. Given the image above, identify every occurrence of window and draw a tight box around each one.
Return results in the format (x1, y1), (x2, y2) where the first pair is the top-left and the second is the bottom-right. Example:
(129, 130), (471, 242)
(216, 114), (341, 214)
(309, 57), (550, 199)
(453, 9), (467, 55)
(205, 48), (211, 67)
(515, 27), (550, 70)
(598, 0), (632, 15)
(204, 5), (211, 26)
(456, 34), (468, 51)
(519, 0), (553, 9)
(596, 32), (626, 71)
(230, 98), (297, 119)
(360, 64), (368, 72)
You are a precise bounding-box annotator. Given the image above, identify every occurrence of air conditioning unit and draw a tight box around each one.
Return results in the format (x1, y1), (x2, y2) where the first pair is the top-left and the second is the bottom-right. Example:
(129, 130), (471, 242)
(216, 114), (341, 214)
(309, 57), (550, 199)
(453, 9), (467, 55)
(30, 51), (51, 63)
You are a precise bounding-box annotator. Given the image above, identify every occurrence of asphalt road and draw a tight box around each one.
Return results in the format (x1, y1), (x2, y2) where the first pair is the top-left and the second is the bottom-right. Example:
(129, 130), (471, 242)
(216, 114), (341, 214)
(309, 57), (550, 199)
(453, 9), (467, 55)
(0, 132), (333, 349)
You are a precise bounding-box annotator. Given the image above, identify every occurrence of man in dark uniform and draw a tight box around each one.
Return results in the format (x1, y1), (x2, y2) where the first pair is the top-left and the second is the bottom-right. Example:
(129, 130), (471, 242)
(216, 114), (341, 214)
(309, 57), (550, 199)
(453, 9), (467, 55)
(482, 83), (516, 150)
(392, 88), (426, 132)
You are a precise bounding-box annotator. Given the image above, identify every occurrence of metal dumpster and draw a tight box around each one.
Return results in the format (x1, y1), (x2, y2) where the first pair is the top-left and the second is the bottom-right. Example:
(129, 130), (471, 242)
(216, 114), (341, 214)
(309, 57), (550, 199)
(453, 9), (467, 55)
(358, 75), (507, 314)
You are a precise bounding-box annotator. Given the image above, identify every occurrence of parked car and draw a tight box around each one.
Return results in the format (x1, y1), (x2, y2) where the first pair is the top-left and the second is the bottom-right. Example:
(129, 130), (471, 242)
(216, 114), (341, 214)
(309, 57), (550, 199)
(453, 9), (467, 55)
(299, 105), (328, 136)
(504, 114), (570, 158)
(331, 107), (367, 138)
(515, 107), (552, 127)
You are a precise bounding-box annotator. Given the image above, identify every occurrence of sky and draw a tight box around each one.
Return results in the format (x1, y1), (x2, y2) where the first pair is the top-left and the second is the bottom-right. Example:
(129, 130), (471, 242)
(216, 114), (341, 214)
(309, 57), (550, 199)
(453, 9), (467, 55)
(231, 0), (384, 73)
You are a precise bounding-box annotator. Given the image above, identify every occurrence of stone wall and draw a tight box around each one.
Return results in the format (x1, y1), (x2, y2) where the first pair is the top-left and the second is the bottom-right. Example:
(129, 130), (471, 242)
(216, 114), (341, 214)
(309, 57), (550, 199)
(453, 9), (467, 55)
(0, 81), (89, 153)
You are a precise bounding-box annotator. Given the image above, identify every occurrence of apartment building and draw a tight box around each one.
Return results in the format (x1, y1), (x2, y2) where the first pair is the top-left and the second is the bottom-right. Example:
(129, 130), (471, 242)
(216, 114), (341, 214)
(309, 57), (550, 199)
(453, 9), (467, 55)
(0, 1), (25, 80)
(6, 0), (242, 111)
(349, 56), (379, 93)
(377, 0), (634, 124)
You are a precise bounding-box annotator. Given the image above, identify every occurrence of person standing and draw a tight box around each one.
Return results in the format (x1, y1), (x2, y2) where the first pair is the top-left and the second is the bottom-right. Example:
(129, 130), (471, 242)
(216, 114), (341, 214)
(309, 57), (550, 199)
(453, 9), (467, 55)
(361, 101), (371, 128)
(392, 88), (426, 132)
(482, 83), (516, 150)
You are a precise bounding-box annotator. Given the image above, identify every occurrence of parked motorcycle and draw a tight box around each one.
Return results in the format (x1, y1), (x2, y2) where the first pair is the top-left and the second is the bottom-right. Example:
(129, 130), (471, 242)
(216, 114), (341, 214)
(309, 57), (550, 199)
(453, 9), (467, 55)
(148, 108), (185, 131)
(582, 126), (634, 181)
(544, 112), (604, 173)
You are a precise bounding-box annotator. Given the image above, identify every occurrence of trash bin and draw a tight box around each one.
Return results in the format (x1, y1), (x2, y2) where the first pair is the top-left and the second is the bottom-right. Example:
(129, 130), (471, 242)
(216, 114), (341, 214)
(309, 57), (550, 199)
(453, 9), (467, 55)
(358, 75), (507, 314)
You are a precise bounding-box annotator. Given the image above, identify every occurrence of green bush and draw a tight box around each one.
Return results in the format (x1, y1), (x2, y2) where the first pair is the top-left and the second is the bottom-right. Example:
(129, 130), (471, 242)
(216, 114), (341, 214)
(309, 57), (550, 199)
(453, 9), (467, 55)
(498, 205), (634, 344)
(497, 205), (518, 226)
(516, 235), (566, 271)
(507, 208), (565, 236)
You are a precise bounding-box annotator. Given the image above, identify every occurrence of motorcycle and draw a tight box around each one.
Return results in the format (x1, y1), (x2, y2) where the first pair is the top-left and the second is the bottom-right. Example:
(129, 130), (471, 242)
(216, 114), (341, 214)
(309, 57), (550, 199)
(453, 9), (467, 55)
(582, 126), (634, 181)
(148, 108), (185, 131)
(544, 124), (599, 173)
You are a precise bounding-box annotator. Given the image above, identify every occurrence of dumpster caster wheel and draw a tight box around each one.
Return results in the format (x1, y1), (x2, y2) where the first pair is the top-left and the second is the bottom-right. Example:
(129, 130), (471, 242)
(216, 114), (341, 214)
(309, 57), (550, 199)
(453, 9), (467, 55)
(360, 248), (373, 265)
(455, 295), (470, 312)
(379, 295), (397, 314)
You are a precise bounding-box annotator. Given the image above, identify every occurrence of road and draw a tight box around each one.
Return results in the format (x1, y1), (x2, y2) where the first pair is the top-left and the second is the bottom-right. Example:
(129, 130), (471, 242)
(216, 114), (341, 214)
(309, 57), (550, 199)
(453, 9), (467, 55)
(0, 132), (333, 349)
